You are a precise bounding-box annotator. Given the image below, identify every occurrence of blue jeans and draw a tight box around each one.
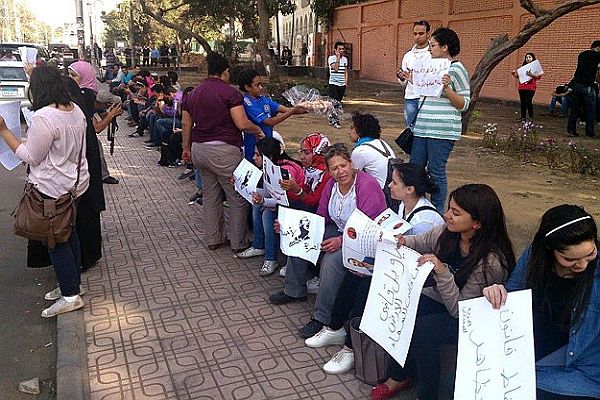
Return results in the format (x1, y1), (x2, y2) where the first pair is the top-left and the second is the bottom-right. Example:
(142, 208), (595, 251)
(404, 97), (420, 128)
(157, 117), (181, 143)
(410, 137), (455, 213)
(48, 230), (82, 297)
(147, 113), (159, 144)
(548, 96), (569, 116)
(194, 168), (203, 189)
(567, 84), (597, 137)
(251, 205), (278, 261)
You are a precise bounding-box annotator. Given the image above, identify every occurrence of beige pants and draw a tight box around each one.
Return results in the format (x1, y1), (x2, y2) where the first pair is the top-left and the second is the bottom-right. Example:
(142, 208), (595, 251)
(191, 141), (250, 250)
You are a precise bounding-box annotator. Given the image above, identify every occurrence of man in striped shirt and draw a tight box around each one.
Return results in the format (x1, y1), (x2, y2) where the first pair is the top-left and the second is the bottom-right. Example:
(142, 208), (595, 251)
(327, 41), (348, 129)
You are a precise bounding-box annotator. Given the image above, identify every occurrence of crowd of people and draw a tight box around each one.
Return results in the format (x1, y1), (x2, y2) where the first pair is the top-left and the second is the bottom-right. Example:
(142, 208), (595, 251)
(0, 20), (598, 400)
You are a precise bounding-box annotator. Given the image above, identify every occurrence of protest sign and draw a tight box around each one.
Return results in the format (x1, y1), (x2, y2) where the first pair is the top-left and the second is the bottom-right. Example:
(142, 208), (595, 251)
(454, 290), (536, 400)
(342, 209), (395, 276)
(0, 101), (22, 170)
(412, 58), (451, 97)
(360, 241), (434, 366)
(233, 158), (263, 204)
(279, 206), (325, 265)
(21, 107), (34, 127)
(517, 60), (543, 84)
(375, 208), (412, 236)
(263, 156), (289, 206)
(18, 46), (38, 64)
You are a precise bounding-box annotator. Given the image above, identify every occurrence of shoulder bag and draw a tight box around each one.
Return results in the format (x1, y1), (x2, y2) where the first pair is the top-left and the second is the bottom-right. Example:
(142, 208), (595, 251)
(12, 133), (85, 249)
(395, 97), (426, 155)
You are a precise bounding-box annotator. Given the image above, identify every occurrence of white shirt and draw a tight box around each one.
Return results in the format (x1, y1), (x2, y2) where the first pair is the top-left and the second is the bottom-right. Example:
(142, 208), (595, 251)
(328, 180), (357, 232)
(351, 139), (395, 188)
(398, 196), (444, 235)
(400, 45), (431, 99)
(328, 55), (348, 86)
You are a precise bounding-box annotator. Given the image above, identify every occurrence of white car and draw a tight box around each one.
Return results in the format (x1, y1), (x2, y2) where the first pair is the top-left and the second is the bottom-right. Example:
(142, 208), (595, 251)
(0, 60), (31, 109)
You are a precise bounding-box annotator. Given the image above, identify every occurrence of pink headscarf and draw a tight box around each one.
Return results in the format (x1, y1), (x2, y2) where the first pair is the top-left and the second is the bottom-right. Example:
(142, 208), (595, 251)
(69, 61), (98, 93)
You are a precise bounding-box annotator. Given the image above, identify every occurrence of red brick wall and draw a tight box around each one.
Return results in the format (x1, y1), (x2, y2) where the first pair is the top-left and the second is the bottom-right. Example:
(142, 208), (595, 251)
(330, 0), (600, 103)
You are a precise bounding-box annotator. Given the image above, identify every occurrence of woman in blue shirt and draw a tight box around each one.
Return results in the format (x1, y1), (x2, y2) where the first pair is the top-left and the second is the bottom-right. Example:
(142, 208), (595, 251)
(484, 204), (599, 400)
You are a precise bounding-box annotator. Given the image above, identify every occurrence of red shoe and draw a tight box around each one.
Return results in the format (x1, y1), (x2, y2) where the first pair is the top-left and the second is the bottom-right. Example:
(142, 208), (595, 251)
(370, 380), (411, 400)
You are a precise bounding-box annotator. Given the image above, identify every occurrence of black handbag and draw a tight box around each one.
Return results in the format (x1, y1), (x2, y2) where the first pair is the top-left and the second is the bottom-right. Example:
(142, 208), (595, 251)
(395, 97), (426, 155)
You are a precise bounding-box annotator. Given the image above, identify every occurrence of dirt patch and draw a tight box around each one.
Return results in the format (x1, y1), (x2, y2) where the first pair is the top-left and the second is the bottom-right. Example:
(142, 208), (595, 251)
(177, 72), (600, 254)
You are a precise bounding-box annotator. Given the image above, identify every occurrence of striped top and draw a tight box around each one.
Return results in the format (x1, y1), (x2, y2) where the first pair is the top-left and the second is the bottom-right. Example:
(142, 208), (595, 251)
(413, 61), (470, 141)
(328, 55), (348, 86)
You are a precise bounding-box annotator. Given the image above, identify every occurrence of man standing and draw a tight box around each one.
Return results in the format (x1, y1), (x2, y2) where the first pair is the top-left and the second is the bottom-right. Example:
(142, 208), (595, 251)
(327, 41), (348, 129)
(397, 20), (431, 128)
(181, 52), (264, 254)
(142, 46), (150, 67)
(567, 40), (600, 138)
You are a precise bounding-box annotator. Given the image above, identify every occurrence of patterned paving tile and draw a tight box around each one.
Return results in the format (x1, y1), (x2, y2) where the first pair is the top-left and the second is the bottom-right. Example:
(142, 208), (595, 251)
(83, 132), (377, 399)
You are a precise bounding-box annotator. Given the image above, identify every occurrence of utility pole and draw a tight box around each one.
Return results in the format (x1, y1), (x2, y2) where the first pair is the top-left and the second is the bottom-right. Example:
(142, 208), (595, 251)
(128, 0), (134, 48)
(75, 0), (85, 59)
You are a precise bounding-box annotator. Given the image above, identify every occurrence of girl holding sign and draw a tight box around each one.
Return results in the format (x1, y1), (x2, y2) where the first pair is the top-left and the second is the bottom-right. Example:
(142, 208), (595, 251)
(483, 205), (599, 400)
(236, 137), (304, 276)
(372, 184), (515, 400)
(511, 52), (543, 121)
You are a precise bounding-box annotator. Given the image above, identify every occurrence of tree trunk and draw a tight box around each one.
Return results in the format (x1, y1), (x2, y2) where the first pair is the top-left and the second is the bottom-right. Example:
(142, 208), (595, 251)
(138, 0), (212, 54)
(256, 0), (278, 78)
(463, 0), (600, 132)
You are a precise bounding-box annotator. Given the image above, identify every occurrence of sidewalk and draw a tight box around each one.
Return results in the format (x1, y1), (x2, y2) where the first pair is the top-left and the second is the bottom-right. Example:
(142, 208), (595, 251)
(69, 128), (409, 399)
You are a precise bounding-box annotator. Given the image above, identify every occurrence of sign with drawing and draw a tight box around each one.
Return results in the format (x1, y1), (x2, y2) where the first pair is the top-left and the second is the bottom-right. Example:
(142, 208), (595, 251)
(278, 206), (325, 265)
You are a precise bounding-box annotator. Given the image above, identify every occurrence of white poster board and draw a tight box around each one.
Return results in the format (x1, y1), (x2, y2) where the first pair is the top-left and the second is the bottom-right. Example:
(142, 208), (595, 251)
(0, 101), (23, 170)
(360, 241), (434, 366)
(279, 206), (325, 265)
(517, 60), (543, 84)
(18, 46), (38, 64)
(233, 158), (263, 204)
(412, 58), (451, 97)
(21, 107), (34, 127)
(263, 156), (289, 206)
(342, 209), (395, 276)
(454, 290), (536, 400)
(375, 208), (412, 236)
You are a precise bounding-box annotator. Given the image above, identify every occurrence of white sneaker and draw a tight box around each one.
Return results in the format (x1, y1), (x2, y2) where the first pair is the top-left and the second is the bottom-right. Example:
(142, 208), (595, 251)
(306, 277), (320, 294)
(305, 326), (346, 348)
(41, 296), (84, 318)
(323, 348), (355, 374)
(279, 264), (287, 277)
(260, 260), (279, 276)
(45, 285), (86, 301)
(234, 247), (265, 259)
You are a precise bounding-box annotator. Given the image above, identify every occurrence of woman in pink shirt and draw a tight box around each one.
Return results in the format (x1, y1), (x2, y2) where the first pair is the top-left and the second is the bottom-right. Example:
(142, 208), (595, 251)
(0, 66), (89, 318)
(512, 52), (543, 121)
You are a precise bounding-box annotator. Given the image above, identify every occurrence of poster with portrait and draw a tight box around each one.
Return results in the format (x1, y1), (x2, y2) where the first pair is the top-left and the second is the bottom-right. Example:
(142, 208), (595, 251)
(360, 241), (434, 366)
(454, 290), (535, 400)
(262, 156), (289, 206)
(375, 208), (413, 236)
(0, 101), (22, 170)
(342, 209), (395, 276)
(412, 58), (451, 97)
(278, 206), (325, 265)
(233, 158), (263, 204)
(517, 59), (543, 84)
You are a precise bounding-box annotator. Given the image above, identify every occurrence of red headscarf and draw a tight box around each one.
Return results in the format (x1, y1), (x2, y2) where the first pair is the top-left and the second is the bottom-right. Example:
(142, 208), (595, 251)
(301, 132), (330, 170)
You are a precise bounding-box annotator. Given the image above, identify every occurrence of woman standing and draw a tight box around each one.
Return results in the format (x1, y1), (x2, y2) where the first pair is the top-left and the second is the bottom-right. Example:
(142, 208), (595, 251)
(484, 205), (599, 400)
(410, 27), (470, 214)
(512, 52), (542, 121)
(0, 66), (89, 317)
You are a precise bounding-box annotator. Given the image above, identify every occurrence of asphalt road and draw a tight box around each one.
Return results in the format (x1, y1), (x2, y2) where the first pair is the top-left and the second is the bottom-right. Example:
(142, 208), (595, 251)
(0, 163), (57, 400)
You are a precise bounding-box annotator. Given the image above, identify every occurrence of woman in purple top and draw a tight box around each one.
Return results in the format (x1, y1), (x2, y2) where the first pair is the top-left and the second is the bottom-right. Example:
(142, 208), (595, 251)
(181, 52), (263, 253)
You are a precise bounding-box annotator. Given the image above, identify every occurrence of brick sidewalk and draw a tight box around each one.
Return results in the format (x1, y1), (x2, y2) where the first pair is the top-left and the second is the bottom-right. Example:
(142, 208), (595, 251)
(80, 131), (408, 400)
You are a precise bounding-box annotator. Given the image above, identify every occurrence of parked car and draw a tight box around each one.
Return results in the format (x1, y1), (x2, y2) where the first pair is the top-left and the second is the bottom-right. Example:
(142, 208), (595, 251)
(0, 61), (31, 109)
(48, 43), (78, 67)
(0, 42), (49, 63)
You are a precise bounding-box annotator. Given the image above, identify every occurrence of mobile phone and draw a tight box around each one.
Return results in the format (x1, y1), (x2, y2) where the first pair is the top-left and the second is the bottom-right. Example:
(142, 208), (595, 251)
(281, 170), (289, 180)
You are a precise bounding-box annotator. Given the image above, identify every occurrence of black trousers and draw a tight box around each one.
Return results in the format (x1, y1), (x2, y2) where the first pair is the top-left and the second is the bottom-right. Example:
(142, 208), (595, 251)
(387, 295), (458, 400)
(518, 89), (535, 119)
(537, 390), (596, 400)
(329, 271), (371, 349)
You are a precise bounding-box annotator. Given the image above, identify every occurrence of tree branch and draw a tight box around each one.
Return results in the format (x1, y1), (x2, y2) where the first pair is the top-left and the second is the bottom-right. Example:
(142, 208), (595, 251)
(519, 0), (547, 17)
(138, 0), (212, 54)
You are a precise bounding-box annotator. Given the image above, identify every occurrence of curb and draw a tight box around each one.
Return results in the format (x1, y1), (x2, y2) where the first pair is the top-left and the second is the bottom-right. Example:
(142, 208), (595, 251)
(56, 308), (89, 400)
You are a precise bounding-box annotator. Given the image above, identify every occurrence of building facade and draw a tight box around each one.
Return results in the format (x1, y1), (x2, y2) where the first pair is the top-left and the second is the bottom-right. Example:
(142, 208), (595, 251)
(275, 0), (325, 66)
(329, 0), (600, 102)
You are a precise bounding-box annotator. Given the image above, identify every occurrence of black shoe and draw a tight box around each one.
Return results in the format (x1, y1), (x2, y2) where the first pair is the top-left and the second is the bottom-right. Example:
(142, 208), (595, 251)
(298, 318), (324, 339)
(567, 132), (579, 137)
(144, 139), (153, 143)
(189, 190), (203, 203)
(178, 169), (194, 180)
(269, 291), (307, 305)
(145, 143), (159, 148)
(102, 176), (119, 184)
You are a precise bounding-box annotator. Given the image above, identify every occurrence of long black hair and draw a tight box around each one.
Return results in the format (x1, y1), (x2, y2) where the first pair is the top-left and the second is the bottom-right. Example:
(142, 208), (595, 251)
(527, 205), (598, 328)
(522, 52), (536, 66)
(256, 137), (302, 167)
(28, 66), (72, 111)
(436, 184), (516, 288)
(390, 162), (438, 197)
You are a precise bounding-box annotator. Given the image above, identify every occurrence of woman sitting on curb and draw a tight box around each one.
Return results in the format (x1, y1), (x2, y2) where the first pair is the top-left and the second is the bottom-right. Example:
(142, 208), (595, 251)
(483, 205), (599, 400)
